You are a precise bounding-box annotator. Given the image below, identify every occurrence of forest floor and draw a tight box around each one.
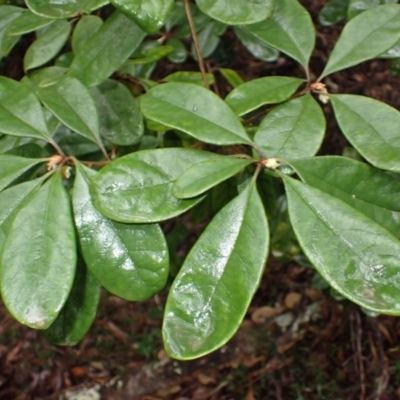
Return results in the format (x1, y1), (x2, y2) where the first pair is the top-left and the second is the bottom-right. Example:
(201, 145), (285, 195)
(2, 0), (400, 399)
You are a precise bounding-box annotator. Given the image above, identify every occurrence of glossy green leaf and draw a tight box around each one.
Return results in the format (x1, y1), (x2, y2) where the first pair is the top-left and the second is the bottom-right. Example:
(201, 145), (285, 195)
(53, 125), (100, 156)
(243, 0), (315, 69)
(1, 171), (76, 329)
(330, 94), (400, 172)
(0, 77), (50, 140)
(173, 156), (253, 199)
(163, 181), (269, 359)
(24, 19), (71, 71)
(321, 4), (400, 78)
(254, 94), (325, 159)
(0, 135), (43, 154)
(0, 6), (23, 59)
(73, 164), (169, 300)
(196, 0), (273, 25)
(283, 175), (400, 315)
(167, 38), (187, 63)
(140, 83), (251, 145)
(318, 0), (349, 26)
(91, 79), (144, 146)
(163, 71), (215, 86)
(23, 66), (67, 89)
(225, 76), (304, 116)
(36, 76), (101, 147)
(347, 0), (397, 20)
(71, 15), (103, 54)
(5, 10), (55, 36)
(91, 148), (216, 223)
(0, 154), (45, 191)
(0, 178), (44, 253)
(68, 11), (145, 88)
(233, 25), (279, 62)
(288, 156), (400, 237)
(218, 68), (244, 88)
(111, 0), (174, 33)
(129, 45), (173, 64)
(26, 0), (108, 19)
(42, 259), (100, 345)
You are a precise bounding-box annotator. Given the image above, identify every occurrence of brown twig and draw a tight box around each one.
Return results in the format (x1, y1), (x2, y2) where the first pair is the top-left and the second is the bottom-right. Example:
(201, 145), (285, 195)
(355, 311), (366, 400)
(183, 0), (209, 89)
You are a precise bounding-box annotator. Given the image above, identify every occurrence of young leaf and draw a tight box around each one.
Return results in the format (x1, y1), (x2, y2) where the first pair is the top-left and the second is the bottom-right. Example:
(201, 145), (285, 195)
(163, 71), (215, 86)
(91, 148), (216, 223)
(0, 154), (45, 191)
(243, 0), (315, 69)
(254, 94), (325, 159)
(42, 259), (100, 345)
(173, 156), (254, 199)
(5, 10), (55, 36)
(71, 15), (103, 54)
(166, 38), (187, 63)
(140, 83), (252, 145)
(233, 26), (279, 63)
(68, 11), (145, 87)
(24, 19), (71, 71)
(163, 181), (269, 360)
(0, 76), (50, 140)
(282, 175), (400, 315)
(225, 76), (304, 116)
(0, 171), (76, 329)
(73, 163), (169, 301)
(26, 0), (108, 19)
(288, 156), (400, 237)
(91, 79), (144, 146)
(330, 94), (400, 172)
(36, 76), (102, 146)
(196, 0), (273, 25)
(321, 4), (400, 78)
(218, 68), (244, 89)
(111, 0), (174, 33)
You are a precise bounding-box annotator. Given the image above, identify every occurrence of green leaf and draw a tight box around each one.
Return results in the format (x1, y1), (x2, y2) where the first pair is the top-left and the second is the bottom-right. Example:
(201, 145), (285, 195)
(243, 0), (315, 69)
(0, 178), (44, 253)
(73, 164), (169, 300)
(163, 181), (269, 359)
(225, 76), (304, 116)
(111, 0), (174, 33)
(24, 19), (71, 71)
(347, 0), (397, 20)
(23, 66), (67, 89)
(0, 154), (45, 191)
(218, 68), (244, 88)
(254, 94), (325, 159)
(330, 94), (400, 172)
(192, 20), (225, 60)
(282, 175), (400, 315)
(233, 26), (279, 62)
(5, 10), (55, 36)
(173, 156), (253, 198)
(318, 0), (349, 26)
(71, 15), (103, 54)
(0, 77), (51, 140)
(68, 11), (145, 88)
(4, 142), (48, 158)
(321, 4), (400, 78)
(26, 0), (108, 19)
(196, 0), (273, 25)
(163, 71), (215, 86)
(36, 76), (102, 146)
(140, 83), (251, 145)
(167, 38), (187, 63)
(0, 6), (23, 59)
(91, 148), (216, 223)
(288, 156), (400, 237)
(42, 258), (100, 345)
(91, 79), (144, 146)
(0, 171), (76, 329)
(129, 45), (173, 64)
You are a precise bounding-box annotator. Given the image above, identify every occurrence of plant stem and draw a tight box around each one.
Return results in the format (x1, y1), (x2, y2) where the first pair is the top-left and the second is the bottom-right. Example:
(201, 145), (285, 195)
(48, 138), (66, 157)
(183, 0), (209, 89)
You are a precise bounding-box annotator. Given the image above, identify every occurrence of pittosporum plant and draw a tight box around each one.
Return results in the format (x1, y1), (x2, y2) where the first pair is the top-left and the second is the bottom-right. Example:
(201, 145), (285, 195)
(1, 0), (400, 360)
